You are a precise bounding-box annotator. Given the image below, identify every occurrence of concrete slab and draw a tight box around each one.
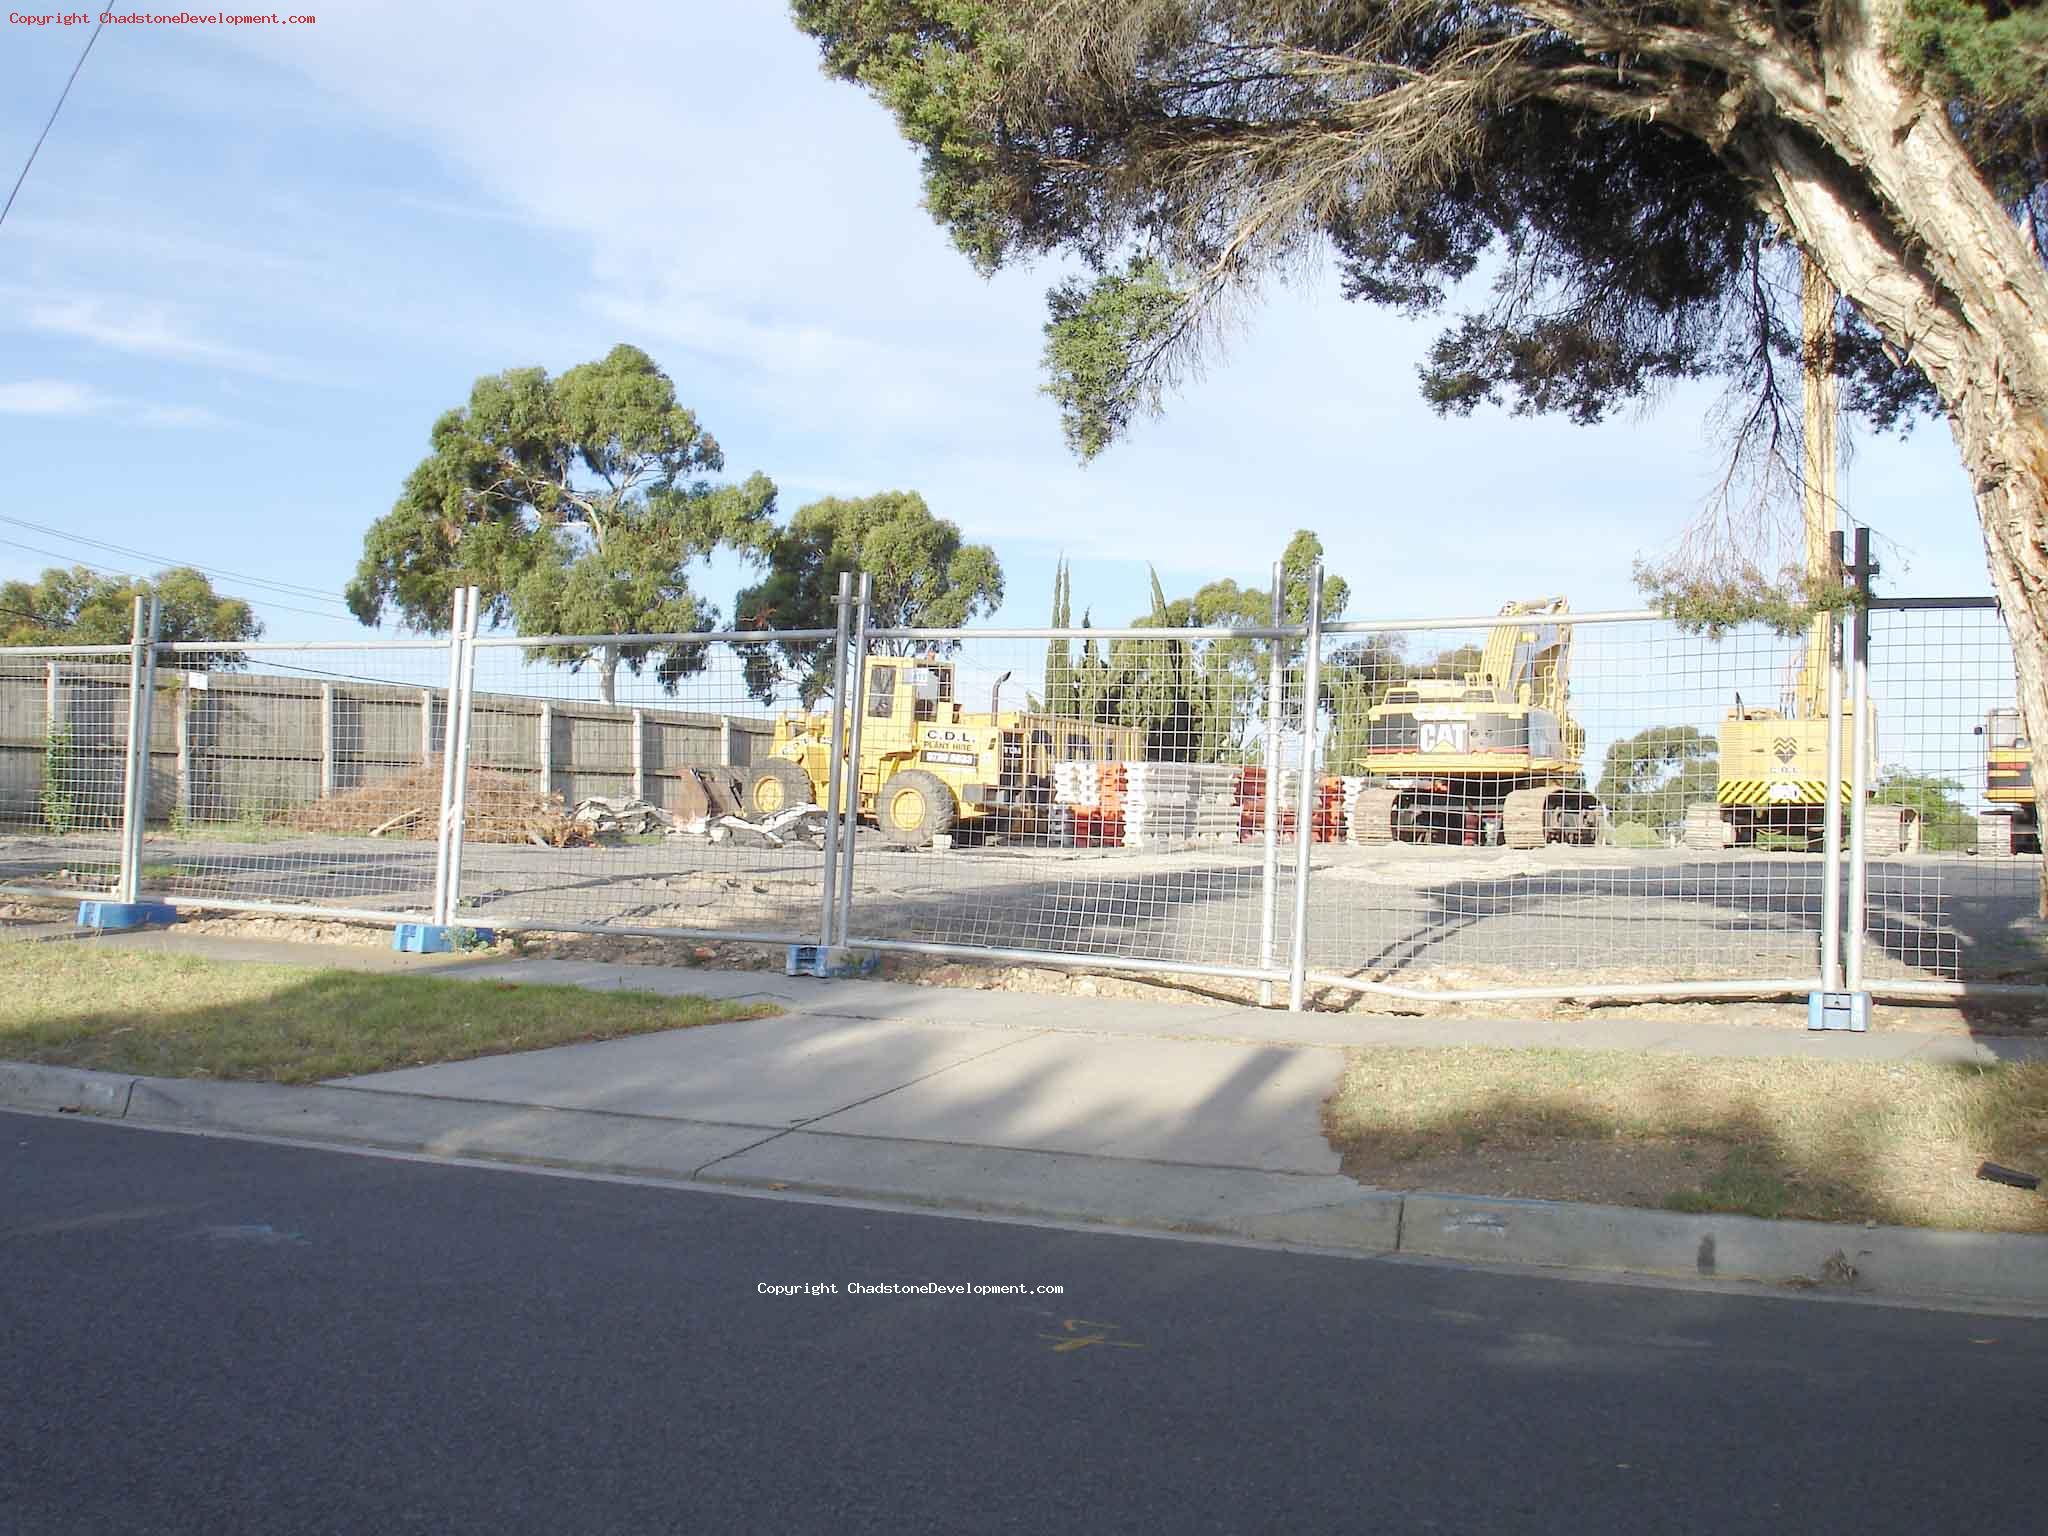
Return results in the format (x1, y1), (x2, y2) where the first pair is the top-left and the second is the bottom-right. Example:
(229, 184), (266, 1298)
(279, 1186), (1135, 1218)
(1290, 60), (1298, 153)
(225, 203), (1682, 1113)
(699, 1129), (1397, 1245)
(330, 1015), (1038, 1127)
(805, 1032), (1346, 1174)
(0, 1062), (134, 1116)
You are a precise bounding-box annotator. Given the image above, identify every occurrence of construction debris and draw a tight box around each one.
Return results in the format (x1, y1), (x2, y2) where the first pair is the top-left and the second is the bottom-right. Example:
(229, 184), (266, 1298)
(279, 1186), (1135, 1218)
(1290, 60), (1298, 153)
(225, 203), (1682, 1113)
(289, 759), (590, 846)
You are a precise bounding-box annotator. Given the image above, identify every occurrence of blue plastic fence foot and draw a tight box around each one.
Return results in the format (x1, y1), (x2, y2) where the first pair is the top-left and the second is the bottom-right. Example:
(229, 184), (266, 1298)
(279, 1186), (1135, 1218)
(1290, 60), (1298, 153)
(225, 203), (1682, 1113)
(393, 923), (496, 954)
(77, 900), (180, 931)
(1807, 990), (1870, 1033)
(785, 944), (880, 979)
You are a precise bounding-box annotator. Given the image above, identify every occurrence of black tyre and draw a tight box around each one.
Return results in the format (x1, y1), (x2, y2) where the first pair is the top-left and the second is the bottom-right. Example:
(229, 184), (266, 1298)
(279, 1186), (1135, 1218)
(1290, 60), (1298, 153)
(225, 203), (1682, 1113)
(879, 768), (957, 848)
(744, 761), (815, 820)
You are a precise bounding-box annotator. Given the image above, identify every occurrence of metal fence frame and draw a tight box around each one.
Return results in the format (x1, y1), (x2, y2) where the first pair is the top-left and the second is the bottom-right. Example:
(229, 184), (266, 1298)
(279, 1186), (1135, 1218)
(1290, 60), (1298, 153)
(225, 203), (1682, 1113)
(5, 568), (2041, 1014)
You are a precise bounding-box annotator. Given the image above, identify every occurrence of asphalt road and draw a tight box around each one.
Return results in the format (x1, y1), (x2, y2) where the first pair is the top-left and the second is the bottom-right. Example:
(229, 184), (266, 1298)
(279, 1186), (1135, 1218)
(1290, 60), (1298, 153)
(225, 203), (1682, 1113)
(6, 1112), (2047, 1535)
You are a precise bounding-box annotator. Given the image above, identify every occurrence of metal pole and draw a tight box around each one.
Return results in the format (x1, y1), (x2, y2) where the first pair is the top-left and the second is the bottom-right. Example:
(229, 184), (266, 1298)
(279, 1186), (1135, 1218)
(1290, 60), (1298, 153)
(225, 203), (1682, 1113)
(116, 597), (148, 903)
(119, 596), (162, 903)
(431, 586), (469, 926)
(817, 570), (852, 948)
(1258, 561), (1285, 1006)
(440, 586), (482, 928)
(1287, 565), (1325, 1011)
(1820, 604), (1845, 991)
(835, 572), (872, 948)
(1845, 528), (1873, 992)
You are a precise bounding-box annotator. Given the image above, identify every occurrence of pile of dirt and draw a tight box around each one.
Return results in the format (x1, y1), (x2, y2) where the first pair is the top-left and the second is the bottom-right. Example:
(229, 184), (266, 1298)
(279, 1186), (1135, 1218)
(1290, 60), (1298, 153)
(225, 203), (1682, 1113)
(286, 758), (591, 847)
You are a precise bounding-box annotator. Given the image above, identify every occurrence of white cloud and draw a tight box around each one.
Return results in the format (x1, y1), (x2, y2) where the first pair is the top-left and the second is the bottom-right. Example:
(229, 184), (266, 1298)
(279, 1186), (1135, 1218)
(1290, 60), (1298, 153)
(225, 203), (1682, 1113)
(0, 378), (227, 429)
(20, 295), (278, 375)
(0, 379), (106, 415)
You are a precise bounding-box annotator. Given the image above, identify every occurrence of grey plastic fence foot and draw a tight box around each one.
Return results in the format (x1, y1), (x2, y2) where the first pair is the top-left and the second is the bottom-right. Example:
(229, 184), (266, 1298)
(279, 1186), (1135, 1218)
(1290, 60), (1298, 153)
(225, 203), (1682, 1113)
(393, 923), (496, 954)
(77, 900), (179, 931)
(1807, 990), (1870, 1032)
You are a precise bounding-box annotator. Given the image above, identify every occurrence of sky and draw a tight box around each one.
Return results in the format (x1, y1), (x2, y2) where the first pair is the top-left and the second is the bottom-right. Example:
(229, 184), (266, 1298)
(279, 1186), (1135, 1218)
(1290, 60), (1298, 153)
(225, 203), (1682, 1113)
(0, 2), (1994, 655)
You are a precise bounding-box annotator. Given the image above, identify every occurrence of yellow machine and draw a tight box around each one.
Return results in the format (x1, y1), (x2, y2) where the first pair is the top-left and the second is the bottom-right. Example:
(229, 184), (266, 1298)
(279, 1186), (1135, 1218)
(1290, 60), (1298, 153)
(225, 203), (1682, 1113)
(1347, 598), (1602, 848)
(1680, 261), (1918, 855)
(1978, 707), (2039, 855)
(744, 655), (1143, 847)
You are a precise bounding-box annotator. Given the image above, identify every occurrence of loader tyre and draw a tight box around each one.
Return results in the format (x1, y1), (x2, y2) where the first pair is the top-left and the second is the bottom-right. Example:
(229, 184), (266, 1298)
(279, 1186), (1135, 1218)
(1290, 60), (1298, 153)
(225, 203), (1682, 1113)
(880, 769), (956, 848)
(744, 761), (815, 820)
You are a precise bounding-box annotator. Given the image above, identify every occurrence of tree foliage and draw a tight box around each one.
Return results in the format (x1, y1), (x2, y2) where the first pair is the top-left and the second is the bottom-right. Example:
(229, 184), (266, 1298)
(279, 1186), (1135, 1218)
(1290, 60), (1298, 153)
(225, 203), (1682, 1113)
(1039, 530), (1349, 761)
(0, 565), (263, 653)
(734, 490), (1003, 705)
(1596, 724), (1720, 836)
(347, 344), (777, 702)
(791, 0), (2048, 618)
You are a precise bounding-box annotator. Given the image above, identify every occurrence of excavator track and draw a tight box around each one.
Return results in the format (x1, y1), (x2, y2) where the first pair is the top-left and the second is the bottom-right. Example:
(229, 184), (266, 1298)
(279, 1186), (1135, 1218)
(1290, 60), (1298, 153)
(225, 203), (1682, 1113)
(1500, 788), (1552, 849)
(1863, 803), (1921, 856)
(1349, 788), (1400, 845)
(1680, 803), (1734, 850)
(1978, 812), (2019, 857)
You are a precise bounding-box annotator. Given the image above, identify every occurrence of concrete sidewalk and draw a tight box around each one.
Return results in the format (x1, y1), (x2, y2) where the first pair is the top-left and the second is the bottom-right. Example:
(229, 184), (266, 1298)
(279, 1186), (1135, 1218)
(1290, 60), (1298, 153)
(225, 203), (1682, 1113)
(11, 924), (2048, 1309)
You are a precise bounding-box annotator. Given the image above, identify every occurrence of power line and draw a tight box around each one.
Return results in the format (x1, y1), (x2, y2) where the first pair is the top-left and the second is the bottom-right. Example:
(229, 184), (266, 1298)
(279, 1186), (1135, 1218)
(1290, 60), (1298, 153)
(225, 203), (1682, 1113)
(0, 514), (353, 607)
(1, 18), (104, 233)
(0, 538), (353, 624)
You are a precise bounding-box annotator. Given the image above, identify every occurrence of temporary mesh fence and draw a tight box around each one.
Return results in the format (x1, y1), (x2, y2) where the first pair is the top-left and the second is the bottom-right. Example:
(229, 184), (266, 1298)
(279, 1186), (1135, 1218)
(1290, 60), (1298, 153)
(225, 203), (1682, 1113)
(0, 645), (136, 902)
(834, 626), (1310, 983)
(1860, 601), (2036, 986)
(1306, 613), (1832, 995)
(2, 577), (2040, 1007)
(453, 629), (837, 943)
(131, 642), (461, 921)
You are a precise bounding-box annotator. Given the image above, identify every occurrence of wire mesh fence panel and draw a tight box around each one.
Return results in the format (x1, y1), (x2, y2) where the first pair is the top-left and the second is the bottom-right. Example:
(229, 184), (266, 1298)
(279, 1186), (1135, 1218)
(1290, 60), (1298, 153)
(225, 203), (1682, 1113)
(1307, 614), (1832, 993)
(0, 647), (137, 903)
(135, 643), (460, 920)
(1861, 604), (2039, 985)
(454, 631), (836, 941)
(837, 629), (1308, 980)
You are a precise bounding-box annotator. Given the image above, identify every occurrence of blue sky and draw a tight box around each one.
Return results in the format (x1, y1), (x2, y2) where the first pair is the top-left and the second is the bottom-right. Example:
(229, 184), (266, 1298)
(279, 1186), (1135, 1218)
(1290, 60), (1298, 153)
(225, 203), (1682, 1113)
(0, 3), (1991, 648)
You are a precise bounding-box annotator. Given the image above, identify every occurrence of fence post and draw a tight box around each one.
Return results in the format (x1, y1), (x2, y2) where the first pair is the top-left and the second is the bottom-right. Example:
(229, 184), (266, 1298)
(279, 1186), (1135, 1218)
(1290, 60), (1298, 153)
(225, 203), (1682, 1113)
(1844, 528), (1874, 1004)
(538, 700), (554, 800)
(818, 570), (852, 948)
(1287, 564), (1324, 1012)
(1819, 593), (1845, 994)
(1258, 561), (1285, 1007)
(116, 596), (162, 904)
(419, 687), (435, 765)
(632, 708), (647, 802)
(319, 682), (337, 799)
(175, 676), (193, 825)
(431, 587), (470, 927)
(440, 587), (482, 928)
(720, 714), (733, 766)
(835, 572), (873, 949)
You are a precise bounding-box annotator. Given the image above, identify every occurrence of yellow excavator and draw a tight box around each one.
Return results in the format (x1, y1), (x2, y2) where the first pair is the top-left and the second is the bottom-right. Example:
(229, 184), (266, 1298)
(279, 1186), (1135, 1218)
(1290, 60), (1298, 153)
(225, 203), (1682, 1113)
(1347, 598), (1601, 847)
(1680, 260), (1919, 854)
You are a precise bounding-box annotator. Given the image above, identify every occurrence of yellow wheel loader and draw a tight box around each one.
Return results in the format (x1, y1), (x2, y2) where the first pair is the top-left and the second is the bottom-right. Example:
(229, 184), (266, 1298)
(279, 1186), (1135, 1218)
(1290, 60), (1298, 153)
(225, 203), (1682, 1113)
(1347, 598), (1602, 848)
(748, 655), (1143, 848)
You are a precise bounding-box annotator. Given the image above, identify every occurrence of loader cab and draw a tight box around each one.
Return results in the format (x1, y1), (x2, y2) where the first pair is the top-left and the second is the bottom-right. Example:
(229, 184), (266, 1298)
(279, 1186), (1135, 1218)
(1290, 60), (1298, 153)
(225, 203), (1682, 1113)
(1987, 708), (2028, 751)
(863, 657), (956, 725)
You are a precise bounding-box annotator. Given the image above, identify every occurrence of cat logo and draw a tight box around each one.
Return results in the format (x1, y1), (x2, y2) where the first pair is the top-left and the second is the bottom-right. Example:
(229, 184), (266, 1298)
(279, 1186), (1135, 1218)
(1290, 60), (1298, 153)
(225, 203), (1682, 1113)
(1772, 737), (1799, 765)
(1418, 720), (1470, 754)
